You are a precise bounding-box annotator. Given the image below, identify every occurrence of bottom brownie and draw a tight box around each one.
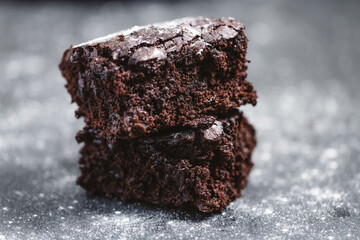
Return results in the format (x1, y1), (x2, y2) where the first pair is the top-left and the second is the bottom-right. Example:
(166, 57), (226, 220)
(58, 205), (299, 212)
(76, 113), (256, 213)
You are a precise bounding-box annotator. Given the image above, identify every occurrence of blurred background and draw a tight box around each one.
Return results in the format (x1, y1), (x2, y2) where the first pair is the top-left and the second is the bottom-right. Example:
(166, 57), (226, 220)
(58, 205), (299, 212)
(0, 0), (359, 239)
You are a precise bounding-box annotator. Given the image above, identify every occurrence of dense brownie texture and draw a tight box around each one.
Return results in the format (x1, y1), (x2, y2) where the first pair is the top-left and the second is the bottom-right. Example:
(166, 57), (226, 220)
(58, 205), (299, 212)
(60, 17), (258, 212)
(60, 17), (257, 143)
(76, 113), (256, 212)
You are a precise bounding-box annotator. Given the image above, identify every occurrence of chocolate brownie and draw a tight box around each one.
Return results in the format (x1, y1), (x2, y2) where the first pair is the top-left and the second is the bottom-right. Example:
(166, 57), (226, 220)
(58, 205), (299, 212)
(59, 17), (257, 143)
(76, 113), (256, 213)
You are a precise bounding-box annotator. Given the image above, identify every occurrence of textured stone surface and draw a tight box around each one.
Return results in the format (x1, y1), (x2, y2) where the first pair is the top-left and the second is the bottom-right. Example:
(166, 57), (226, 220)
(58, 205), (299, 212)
(1, 0), (360, 239)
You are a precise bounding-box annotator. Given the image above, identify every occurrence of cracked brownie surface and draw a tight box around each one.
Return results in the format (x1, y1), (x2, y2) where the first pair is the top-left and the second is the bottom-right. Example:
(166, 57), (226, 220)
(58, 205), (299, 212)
(60, 17), (257, 143)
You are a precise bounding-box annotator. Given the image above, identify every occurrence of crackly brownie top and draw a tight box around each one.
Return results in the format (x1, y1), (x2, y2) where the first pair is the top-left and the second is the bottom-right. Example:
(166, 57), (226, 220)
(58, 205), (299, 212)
(74, 17), (245, 65)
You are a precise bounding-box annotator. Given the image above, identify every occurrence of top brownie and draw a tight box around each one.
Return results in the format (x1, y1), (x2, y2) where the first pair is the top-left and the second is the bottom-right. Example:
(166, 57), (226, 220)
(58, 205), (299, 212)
(60, 17), (257, 143)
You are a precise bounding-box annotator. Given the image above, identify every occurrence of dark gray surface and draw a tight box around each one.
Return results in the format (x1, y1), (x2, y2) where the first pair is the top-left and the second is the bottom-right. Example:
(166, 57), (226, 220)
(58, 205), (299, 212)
(1, 0), (360, 239)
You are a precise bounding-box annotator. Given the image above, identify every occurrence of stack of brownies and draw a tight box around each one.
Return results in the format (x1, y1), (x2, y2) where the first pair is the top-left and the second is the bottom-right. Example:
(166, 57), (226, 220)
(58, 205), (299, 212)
(59, 17), (257, 213)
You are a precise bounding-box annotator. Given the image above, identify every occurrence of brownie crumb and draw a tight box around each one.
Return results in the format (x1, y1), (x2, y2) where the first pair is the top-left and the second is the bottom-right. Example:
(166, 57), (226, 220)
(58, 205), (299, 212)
(59, 17), (257, 213)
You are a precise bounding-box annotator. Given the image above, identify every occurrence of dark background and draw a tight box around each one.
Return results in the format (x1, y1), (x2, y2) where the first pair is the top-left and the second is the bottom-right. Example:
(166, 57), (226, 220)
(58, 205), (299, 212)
(1, 0), (359, 239)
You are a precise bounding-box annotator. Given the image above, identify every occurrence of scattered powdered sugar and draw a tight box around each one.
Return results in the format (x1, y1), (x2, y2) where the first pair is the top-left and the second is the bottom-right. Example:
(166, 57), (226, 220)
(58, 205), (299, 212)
(75, 25), (142, 47)
(129, 47), (167, 65)
(1, 1), (360, 240)
(214, 25), (238, 39)
(306, 188), (342, 201)
(74, 17), (197, 47)
(74, 17), (244, 64)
